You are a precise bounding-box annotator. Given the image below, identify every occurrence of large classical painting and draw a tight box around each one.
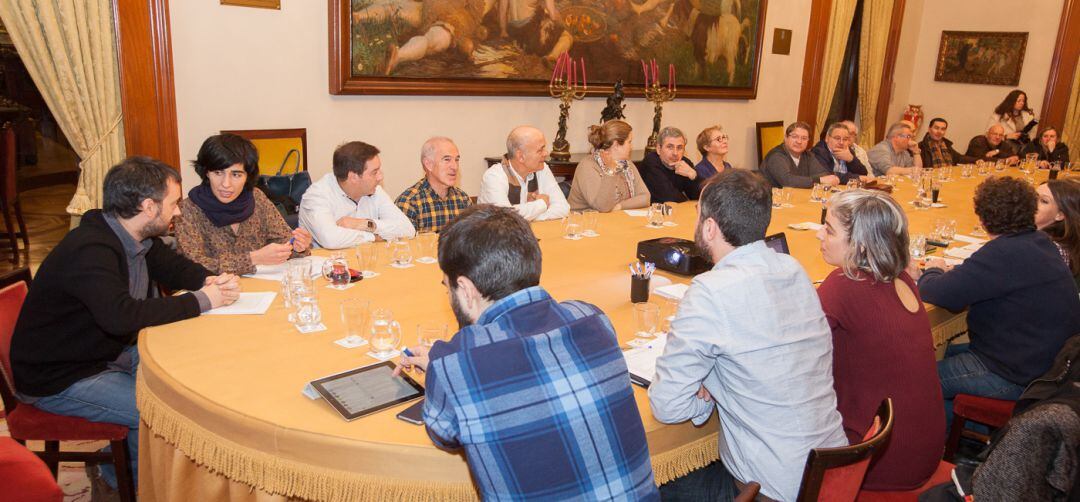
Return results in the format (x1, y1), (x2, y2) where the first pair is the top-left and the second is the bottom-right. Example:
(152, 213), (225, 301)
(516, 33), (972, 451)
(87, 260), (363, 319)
(934, 31), (1027, 86)
(329, 0), (767, 98)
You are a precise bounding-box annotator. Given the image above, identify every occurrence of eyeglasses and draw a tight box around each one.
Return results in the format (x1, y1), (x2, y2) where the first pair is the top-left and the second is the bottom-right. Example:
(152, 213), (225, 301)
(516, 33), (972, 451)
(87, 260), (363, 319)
(711, 134), (729, 143)
(897, 134), (913, 139)
(787, 134), (809, 142)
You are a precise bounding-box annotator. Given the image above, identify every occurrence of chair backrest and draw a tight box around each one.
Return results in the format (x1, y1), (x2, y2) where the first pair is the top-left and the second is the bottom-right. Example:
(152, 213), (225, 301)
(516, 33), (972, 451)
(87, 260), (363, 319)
(0, 123), (16, 200)
(0, 281), (29, 414)
(755, 121), (786, 166)
(796, 398), (895, 502)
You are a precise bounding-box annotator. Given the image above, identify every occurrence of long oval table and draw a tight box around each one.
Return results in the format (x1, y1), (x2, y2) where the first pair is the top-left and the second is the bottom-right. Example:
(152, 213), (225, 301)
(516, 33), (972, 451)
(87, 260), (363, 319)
(137, 169), (1039, 501)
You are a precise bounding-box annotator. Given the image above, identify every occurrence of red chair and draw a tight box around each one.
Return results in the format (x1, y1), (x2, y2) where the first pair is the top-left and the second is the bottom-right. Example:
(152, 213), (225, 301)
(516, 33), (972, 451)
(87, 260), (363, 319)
(855, 460), (956, 501)
(943, 394), (1015, 461)
(0, 122), (29, 263)
(0, 436), (64, 502)
(795, 398), (894, 502)
(0, 281), (136, 502)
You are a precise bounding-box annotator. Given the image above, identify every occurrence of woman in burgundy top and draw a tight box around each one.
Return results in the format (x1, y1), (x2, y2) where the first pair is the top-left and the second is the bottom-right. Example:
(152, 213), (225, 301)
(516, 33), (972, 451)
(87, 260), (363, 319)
(816, 189), (945, 490)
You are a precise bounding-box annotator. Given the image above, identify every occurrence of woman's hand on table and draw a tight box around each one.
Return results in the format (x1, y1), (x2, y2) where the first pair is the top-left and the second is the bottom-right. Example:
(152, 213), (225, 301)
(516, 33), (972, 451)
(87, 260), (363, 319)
(905, 259), (924, 281)
(394, 345), (431, 376)
(291, 228), (313, 252)
(250, 243), (293, 265)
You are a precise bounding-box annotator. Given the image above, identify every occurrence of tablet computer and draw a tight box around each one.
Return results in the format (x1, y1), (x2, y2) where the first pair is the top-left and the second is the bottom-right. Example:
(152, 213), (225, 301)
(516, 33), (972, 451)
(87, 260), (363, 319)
(310, 361), (424, 421)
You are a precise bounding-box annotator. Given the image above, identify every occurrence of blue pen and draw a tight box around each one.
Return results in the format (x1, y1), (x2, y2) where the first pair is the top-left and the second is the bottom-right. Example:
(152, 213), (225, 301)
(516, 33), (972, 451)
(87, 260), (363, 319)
(402, 347), (415, 357)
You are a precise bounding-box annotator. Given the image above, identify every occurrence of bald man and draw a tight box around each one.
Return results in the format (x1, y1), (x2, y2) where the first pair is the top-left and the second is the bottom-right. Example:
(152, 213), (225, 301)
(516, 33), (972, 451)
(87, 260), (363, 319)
(395, 137), (473, 233)
(478, 126), (570, 221)
(965, 124), (1020, 165)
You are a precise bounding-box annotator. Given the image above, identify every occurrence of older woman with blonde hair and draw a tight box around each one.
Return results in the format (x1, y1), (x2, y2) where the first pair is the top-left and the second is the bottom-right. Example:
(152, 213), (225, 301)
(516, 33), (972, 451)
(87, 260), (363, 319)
(567, 120), (651, 212)
(815, 189), (944, 491)
(694, 125), (732, 179)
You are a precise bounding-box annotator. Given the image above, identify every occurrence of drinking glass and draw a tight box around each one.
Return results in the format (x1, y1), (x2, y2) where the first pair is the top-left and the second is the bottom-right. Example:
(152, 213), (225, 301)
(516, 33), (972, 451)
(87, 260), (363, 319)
(633, 302), (660, 338)
(977, 160), (989, 176)
(582, 209), (600, 237)
(661, 204), (676, 226)
(417, 321), (448, 347)
(910, 234), (927, 261)
(289, 258), (312, 281)
(321, 252), (351, 290)
(994, 160), (1006, 172)
(810, 183), (824, 202)
(355, 242), (380, 277)
(415, 231), (438, 264)
(391, 237), (413, 267)
(647, 203), (665, 227)
(294, 287), (321, 331)
(771, 188), (783, 208)
(846, 178), (860, 190)
(942, 219), (957, 242)
(1023, 153), (1039, 173)
(960, 164), (973, 178)
(659, 298), (679, 334)
(340, 298), (370, 343)
(782, 188), (793, 207)
(369, 308), (402, 358)
(564, 211), (584, 238)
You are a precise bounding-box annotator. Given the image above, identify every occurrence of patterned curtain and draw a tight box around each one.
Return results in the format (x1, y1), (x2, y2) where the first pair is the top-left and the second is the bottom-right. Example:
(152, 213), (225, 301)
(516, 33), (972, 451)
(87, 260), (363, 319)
(856, 0), (896, 146)
(816, 0), (859, 133)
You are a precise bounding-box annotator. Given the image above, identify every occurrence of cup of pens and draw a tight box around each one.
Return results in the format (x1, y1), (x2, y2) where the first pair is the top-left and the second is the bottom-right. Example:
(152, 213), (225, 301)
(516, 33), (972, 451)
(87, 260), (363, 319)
(630, 261), (654, 303)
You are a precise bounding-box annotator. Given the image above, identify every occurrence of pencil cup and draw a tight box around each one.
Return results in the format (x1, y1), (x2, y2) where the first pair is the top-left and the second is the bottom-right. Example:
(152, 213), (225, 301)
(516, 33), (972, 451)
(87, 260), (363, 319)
(630, 275), (650, 303)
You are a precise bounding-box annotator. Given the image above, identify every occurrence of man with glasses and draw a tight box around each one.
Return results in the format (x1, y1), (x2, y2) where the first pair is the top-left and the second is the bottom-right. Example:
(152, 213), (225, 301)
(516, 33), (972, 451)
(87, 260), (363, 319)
(868, 122), (923, 176)
(810, 122), (872, 184)
(760, 121), (840, 188)
(918, 118), (977, 168)
(694, 125), (733, 179)
(965, 124), (1020, 165)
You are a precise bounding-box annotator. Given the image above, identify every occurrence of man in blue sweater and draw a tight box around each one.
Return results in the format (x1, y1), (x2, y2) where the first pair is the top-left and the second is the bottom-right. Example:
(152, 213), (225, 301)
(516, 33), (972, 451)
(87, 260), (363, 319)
(911, 176), (1080, 426)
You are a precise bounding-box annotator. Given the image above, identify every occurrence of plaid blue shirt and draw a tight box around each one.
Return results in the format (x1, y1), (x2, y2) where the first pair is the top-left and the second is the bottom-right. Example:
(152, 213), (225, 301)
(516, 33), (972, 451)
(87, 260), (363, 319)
(423, 287), (658, 501)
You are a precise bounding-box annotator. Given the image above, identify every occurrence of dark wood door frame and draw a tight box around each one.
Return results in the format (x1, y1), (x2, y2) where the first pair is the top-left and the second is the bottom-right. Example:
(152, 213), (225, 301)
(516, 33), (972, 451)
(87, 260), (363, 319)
(113, 0), (180, 169)
(1041, 0), (1079, 132)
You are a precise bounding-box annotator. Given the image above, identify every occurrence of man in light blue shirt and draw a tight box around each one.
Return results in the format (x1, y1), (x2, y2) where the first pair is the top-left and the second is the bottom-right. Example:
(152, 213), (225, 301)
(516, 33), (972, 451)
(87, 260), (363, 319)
(648, 169), (846, 501)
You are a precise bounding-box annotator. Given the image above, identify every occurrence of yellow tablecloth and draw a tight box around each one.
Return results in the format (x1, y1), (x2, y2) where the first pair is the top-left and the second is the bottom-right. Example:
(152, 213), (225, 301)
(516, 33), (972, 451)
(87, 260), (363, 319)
(137, 169), (1028, 501)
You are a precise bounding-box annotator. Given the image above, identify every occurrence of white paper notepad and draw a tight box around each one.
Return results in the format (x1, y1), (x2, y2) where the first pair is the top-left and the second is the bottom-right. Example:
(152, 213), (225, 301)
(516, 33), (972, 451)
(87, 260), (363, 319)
(623, 334), (668, 387)
(623, 209), (649, 217)
(204, 292), (277, 315)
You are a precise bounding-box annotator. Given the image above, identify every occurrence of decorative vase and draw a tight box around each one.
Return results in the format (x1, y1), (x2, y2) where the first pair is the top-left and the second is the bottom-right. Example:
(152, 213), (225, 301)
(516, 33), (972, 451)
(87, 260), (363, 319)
(902, 105), (924, 134)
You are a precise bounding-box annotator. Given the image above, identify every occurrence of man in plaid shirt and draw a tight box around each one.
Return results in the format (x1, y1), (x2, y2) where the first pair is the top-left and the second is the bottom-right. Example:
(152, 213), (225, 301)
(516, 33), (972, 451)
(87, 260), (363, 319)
(394, 137), (472, 233)
(398, 205), (658, 500)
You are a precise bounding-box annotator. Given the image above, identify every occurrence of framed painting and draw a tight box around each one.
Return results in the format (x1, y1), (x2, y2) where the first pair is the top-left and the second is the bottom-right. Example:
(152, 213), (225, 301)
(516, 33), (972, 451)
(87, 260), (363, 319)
(329, 0), (768, 98)
(934, 31), (1027, 86)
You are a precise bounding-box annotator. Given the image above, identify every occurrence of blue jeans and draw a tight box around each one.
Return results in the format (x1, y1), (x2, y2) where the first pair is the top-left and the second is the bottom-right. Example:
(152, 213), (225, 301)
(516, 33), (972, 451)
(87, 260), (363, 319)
(937, 343), (1024, 431)
(659, 461), (739, 501)
(30, 345), (139, 489)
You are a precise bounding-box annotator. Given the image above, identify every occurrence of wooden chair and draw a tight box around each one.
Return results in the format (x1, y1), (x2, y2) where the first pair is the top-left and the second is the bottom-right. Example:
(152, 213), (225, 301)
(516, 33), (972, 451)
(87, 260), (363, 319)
(795, 398), (894, 501)
(943, 394), (1016, 461)
(755, 121), (786, 167)
(0, 282), (136, 502)
(0, 123), (29, 263)
(0, 266), (31, 291)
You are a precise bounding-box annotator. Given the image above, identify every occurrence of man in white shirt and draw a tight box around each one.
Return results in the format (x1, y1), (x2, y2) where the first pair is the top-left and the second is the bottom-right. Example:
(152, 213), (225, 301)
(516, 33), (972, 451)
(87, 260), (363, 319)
(299, 141), (415, 249)
(479, 126), (570, 221)
(648, 169), (846, 501)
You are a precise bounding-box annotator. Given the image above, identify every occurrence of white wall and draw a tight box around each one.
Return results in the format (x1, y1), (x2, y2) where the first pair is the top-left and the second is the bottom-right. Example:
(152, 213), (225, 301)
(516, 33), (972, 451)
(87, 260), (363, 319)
(170, 0), (813, 196)
(887, 0), (1063, 147)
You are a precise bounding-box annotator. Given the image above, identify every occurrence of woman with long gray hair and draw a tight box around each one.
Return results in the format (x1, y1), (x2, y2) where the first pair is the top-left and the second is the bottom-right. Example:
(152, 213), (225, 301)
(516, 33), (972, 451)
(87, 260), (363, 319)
(815, 189), (944, 491)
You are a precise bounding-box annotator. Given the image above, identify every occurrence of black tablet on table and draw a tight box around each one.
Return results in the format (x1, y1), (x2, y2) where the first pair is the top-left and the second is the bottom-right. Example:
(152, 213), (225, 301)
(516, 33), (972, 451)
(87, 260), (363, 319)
(310, 361), (424, 421)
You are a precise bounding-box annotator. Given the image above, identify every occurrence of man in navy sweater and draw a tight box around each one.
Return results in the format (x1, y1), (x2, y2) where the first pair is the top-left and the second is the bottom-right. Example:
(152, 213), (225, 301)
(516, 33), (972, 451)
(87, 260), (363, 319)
(910, 176), (1080, 427)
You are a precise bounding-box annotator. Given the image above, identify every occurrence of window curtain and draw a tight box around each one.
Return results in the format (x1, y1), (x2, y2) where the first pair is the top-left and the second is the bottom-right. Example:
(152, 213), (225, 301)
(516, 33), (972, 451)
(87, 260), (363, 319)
(0, 0), (125, 216)
(1062, 65), (1080, 163)
(815, 0), (859, 133)
(855, 0), (896, 146)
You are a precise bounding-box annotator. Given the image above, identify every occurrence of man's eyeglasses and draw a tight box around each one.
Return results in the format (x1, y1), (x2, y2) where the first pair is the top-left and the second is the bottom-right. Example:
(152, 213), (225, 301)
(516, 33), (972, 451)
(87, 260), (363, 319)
(787, 134), (809, 142)
(897, 134), (913, 139)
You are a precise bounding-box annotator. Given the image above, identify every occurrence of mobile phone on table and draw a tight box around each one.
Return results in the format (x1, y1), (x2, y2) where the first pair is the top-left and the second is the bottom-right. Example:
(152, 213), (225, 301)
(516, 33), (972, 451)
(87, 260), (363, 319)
(349, 268), (363, 283)
(396, 399), (425, 425)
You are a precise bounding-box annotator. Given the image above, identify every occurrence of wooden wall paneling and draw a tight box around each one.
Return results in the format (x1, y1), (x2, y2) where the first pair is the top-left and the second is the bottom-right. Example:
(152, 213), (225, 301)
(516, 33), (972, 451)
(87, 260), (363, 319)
(1041, 0), (1080, 130)
(114, 0), (180, 169)
(797, 0), (834, 135)
(874, 0), (906, 143)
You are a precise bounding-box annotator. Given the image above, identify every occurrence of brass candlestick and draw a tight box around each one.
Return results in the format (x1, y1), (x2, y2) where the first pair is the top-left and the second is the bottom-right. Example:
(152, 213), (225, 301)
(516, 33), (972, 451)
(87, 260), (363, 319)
(548, 73), (586, 161)
(644, 82), (676, 153)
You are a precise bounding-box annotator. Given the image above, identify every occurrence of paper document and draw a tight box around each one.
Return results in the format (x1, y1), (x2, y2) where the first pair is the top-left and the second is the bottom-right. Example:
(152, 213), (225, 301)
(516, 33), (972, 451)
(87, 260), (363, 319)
(623, 334), (668, 387)
(245, 256), (328, 282)
(204, 292), (277, 315)
(944, 243), (983, 261)
(623, 209), (649, 217)
(952, 235), (987, 244)
(654, 283), (689, 301)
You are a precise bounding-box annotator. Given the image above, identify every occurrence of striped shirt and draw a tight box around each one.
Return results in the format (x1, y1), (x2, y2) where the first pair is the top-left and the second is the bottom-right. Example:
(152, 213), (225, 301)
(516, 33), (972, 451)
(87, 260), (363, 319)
(423, 286), (659, 501)
(394, 178), (472, 233)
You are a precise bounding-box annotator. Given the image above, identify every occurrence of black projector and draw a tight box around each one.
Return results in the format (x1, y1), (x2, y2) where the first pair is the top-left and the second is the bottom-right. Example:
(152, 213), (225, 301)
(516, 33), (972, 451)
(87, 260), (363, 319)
(636, 237), (713, 276)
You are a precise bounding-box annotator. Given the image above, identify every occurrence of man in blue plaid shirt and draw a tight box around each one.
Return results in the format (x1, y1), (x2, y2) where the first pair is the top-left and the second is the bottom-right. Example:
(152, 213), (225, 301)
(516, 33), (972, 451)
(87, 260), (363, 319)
(394, 137), (472, 233)
(398, 204), (658, 500)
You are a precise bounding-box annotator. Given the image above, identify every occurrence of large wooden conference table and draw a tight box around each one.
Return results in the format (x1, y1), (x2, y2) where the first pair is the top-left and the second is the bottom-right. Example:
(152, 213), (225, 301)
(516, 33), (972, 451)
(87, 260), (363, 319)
(136, 169), (1033, 502)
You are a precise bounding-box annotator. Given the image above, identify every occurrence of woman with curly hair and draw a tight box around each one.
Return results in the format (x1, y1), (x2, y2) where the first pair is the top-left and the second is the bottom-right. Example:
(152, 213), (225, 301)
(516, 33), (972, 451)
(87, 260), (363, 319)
(1037, 179), (1080, 287)
(911, 176), (1080, 427)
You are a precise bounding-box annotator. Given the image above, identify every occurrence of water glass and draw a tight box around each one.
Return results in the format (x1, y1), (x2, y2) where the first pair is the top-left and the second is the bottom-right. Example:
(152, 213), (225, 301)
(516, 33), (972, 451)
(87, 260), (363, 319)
(294, 287), (321, 330)
(564, 211), (584, 239)
(633, 302), (660, 338)
(582, 209), (599, 237)
(417, 321), (448, 347)
(647, 203), (665, 227)
(391, 237), (413, 267)
(415, 231), (438, 264)
(977, 160), (989, 176)
(370, 308), (402, 358)
(782, 188), (793, 207)
(661, 204), (676, 226)
(960, 164), (973, 178)
(910, 234), (927, 261)
(771, 188), (783, 208)
(810, 183), (824, 202)
(659, 298), (679, 334)
(994, 160), (1006, 172)
(340, 298), (370, 342)
(941, 219), (956, 241)
(355, 241), (380, 277)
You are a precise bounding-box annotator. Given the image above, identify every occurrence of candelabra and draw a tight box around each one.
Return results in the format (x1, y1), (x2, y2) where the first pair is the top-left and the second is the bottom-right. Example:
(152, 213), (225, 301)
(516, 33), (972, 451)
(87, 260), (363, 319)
(548, 75), (586, 161)
(644, 82), (676, 153)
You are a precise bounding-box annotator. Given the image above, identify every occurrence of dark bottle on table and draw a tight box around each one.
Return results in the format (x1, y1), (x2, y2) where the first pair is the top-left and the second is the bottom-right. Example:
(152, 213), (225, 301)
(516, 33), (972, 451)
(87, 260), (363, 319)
(1050, 168), (1060, 180)
(932, 187), (940, 203)
(820, 204), (827, 224)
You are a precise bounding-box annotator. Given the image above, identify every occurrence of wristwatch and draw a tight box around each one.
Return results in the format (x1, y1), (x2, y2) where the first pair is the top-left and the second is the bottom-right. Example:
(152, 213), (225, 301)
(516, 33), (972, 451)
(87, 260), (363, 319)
(365, 220), (377, 232)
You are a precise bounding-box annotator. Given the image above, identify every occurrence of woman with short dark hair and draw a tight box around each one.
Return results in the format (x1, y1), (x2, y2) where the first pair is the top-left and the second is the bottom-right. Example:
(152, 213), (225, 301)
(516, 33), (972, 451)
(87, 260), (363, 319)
(174, 134), (312, 275)
(912, 176), (1080, 428)
(816, 189), (943, 490)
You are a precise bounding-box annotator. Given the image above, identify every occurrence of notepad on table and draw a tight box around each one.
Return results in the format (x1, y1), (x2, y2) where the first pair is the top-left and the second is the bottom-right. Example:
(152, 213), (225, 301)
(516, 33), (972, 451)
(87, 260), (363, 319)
(204, 292), (277, 315)
(654, 283), (689, 301)
(623, 209), (649, 217)
(623, 334), (668, 387)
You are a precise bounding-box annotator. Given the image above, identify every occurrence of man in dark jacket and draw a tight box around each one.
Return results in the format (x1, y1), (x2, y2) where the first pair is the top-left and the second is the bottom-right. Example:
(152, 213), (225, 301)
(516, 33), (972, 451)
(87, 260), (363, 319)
(919, 117), (977, 168)
(761, 121), (840, 188)
(809, 122), (870, 184)
(11, 157), (241, 491)
(638, 126), (704, 203)
(965, 125), (1020, 165)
